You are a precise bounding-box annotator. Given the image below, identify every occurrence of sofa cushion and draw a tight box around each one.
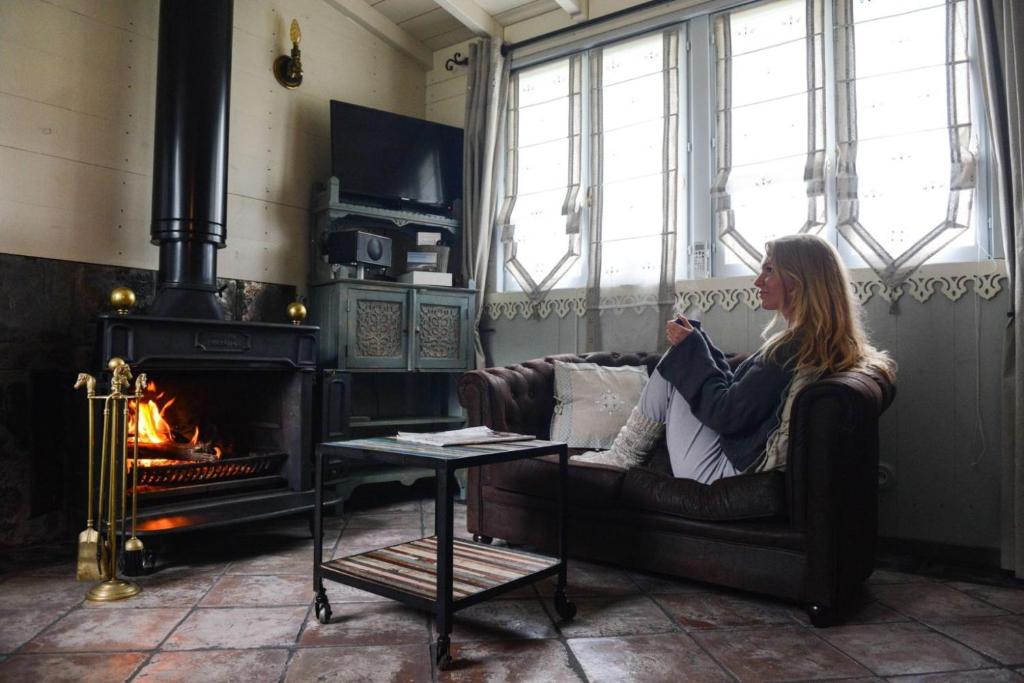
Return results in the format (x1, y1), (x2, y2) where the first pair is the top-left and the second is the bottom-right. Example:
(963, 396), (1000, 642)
(620, 467), (787, 522)
(482, 454), (627, 507)
(550, 361), (649, 449)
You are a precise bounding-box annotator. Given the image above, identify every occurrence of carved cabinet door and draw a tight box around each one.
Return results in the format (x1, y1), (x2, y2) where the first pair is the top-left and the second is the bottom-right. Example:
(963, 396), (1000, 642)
(344, 288), (410, 369)
(411, 291), (472, 370)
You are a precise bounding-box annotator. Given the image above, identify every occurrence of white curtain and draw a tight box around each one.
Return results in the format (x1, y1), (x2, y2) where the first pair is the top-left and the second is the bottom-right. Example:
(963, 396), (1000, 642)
(975, 0), (1024, 579)
(584, 30), (681, 353)
(462, 40), (511, 368)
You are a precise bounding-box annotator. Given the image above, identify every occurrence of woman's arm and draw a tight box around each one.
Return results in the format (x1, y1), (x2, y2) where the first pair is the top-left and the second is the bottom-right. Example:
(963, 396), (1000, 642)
(657, 332), (794, 435)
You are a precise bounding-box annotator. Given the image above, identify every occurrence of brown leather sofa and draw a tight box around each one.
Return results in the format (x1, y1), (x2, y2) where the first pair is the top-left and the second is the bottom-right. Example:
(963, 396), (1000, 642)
(457, 351), (895, 625)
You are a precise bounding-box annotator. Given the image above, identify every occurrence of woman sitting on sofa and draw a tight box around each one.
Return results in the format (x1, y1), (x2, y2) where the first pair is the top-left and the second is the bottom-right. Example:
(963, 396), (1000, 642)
(575, 233), (894, 483)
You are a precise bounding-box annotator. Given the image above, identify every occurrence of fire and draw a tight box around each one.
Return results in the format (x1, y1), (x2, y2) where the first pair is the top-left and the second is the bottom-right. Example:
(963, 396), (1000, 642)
(128, 381), (221, 459)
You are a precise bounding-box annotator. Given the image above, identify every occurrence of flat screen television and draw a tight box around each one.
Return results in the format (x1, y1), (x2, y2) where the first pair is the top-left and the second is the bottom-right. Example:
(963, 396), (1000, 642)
(330, 100), (464, 216)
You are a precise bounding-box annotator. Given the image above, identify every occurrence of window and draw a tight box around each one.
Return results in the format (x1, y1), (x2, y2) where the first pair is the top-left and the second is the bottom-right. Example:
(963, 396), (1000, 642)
(499, 57), (584, 296)
(498, 0), (986, 293)
(711, 0), (826, 273)
(590, 31), (680, 290)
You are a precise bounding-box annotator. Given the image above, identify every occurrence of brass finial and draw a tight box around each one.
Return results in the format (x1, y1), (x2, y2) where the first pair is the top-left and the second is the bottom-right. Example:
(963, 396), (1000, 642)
(73, 372), (97, 397)
(110, 287), (136, 315)
(273, 19), (303, 89)
(108, 357), (132, 396)
(287, 301), (307, 325)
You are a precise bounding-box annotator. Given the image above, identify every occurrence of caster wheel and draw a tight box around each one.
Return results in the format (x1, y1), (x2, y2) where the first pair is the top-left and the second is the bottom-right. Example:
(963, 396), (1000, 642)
(807, 604), (833, 627)
(314, 592), (332, 624)
(554, 591), (577, 620)
(435, 636), (452, 670)
(472, 534), (493, 544)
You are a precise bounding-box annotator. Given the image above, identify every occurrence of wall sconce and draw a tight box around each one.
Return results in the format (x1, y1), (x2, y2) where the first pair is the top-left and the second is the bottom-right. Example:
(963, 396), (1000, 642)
(273, 19), (303, 89)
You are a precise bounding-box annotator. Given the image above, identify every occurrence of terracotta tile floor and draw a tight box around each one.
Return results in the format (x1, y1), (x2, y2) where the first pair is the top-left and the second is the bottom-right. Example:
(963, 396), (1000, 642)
(2, 492), (1023, 683)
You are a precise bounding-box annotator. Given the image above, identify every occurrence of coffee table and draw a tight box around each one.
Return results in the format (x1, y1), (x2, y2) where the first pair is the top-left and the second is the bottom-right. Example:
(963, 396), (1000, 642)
(313, 437), (575, 668)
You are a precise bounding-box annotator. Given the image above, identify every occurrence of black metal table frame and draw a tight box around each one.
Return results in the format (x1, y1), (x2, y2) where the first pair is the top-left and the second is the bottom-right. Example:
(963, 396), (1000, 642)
(312, 439), (575, 668)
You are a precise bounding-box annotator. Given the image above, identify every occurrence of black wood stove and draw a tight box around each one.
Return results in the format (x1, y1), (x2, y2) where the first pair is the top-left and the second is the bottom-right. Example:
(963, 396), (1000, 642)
(95, 0), (331, 558)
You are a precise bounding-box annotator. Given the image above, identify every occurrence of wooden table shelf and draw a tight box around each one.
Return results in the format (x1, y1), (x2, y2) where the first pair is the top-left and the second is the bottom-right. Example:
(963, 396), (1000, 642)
(322, 536), (559, 603)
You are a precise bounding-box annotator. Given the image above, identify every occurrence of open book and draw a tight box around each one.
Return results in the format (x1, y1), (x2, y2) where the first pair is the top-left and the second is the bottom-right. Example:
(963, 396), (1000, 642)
(394, 426), (534, 447)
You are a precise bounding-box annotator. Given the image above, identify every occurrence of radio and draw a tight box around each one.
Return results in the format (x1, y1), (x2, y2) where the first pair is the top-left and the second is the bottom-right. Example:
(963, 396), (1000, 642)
(326, 231), (392, 278)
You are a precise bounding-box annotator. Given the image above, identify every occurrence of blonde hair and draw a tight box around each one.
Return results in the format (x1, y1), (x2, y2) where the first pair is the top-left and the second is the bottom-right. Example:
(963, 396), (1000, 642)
(761, 234), (894, 380)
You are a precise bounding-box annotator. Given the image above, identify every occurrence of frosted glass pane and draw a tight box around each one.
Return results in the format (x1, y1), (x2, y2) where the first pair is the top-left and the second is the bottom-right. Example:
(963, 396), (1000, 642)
(731, 94), (807, 166)
(510, 187), (564, 227)
(856, 66), (947, 140)
(512, 219), (571, 283)
(852, 6), (945, 78)
(602, 73), (664, 131)
(600, 234), (664, 287)
(519, 98), (569, 147)
(602, 33), (663, 86)
(725, 155), (808, 262)
(603, 120), (664, 183)
(517, 139), (569, 194)
(730, 39), (807, 106)
(856, 130), (952, 255)
(518, 60), (570, 108)
(601, 174), (664, 242)
(727, 0), (807, 56)
(509, 188), (574, 284)
(851, 0), (944, 23)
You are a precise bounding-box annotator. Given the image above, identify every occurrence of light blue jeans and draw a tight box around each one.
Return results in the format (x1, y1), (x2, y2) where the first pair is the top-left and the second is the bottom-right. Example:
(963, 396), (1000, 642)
(639, 367), (737, 484)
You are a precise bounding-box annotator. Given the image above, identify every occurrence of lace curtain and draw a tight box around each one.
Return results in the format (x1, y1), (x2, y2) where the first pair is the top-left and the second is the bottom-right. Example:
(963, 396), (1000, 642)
(585, 30), (681, 352)
(835, 0), (977, 289)
(712, 0), (827, 272)
(498, 56), (584, 301)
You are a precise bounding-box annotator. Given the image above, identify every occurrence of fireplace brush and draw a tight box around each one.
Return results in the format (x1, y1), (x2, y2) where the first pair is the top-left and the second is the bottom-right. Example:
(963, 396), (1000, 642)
(77, 357), (140, 602)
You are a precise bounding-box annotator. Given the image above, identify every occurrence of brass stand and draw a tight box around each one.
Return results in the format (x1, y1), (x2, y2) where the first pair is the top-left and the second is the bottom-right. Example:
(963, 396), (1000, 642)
(83, 357), (140, 602)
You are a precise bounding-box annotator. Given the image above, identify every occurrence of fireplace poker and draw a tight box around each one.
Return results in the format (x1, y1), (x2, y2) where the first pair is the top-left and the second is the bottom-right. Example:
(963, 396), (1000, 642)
(122, 373), (147, 575)
(73, 373), (103, 581)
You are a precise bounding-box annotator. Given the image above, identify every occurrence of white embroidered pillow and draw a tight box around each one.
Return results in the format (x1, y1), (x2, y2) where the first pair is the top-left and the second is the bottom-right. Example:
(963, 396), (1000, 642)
(550, 361), (649, 449)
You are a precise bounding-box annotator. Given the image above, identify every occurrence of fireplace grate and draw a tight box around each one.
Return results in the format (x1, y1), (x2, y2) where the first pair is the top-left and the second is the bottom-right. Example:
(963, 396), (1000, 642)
(132, 452), (287, 487)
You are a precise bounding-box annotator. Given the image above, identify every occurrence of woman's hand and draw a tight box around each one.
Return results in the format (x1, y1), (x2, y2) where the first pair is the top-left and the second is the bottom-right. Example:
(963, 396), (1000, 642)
(665, 317), (694, 346)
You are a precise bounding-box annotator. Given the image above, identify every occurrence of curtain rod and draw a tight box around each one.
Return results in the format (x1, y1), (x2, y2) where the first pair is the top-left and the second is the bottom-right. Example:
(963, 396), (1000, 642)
(500, 0), (678, 56)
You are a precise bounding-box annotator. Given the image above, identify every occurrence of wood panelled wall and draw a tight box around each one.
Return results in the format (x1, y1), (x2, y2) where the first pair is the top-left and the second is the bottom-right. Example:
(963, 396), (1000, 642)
(1, 0), (428, 287)
(483, 288), (1008, 554)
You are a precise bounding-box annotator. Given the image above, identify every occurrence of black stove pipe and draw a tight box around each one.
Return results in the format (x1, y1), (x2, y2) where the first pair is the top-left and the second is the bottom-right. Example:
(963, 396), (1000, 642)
(149, 0), (233, 320)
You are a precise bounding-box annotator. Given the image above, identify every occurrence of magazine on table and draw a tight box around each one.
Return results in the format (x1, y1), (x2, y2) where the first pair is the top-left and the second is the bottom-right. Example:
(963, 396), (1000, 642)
(394, 426), (534, 447)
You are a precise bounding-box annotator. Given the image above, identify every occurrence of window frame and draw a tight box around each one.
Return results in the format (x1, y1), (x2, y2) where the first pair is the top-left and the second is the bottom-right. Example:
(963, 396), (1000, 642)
(496, 0), (995, 294)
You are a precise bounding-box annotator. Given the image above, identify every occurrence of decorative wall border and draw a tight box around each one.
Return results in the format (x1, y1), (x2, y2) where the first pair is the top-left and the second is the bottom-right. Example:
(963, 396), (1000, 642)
(484, 260), (1008, 320)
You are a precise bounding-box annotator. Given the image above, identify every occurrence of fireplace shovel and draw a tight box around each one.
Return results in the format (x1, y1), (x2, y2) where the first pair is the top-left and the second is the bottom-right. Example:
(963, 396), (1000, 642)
(74, 374), (104, 581)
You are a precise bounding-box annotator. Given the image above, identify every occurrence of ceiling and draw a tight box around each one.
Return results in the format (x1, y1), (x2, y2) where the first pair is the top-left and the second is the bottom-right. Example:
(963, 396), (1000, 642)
(325, 0), (587, 66)
(366, 0), (566, 49)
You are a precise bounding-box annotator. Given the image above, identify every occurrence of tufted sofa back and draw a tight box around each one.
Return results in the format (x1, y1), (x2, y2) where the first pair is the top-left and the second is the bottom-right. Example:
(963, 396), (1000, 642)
(458, 352), (664, 440)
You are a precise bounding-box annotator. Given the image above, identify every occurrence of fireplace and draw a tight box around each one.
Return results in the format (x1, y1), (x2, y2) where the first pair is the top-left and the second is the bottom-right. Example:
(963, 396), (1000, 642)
(98, 314), (318, 537)
(87, 0), (327, 559)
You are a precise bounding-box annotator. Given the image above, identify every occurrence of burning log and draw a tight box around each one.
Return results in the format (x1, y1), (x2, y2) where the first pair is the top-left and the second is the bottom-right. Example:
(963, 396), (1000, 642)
(138, 442), (219, 462)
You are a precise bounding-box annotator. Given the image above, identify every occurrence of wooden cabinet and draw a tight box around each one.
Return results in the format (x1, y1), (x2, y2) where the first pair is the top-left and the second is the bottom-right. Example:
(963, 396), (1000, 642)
(311, 279), (476, 500)
(313, 279), (475, 372)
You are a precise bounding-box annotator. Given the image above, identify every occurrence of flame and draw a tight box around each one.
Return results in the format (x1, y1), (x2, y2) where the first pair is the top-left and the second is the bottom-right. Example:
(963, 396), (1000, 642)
(128, 382), (221, 458)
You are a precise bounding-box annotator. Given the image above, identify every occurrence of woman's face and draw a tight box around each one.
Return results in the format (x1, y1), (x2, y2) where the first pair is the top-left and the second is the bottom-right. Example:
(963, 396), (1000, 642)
(754, 256), (792, 316)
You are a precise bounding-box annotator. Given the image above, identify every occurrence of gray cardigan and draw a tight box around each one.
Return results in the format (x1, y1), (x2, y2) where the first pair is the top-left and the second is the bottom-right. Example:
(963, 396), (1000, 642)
(656, 322), (796, 472)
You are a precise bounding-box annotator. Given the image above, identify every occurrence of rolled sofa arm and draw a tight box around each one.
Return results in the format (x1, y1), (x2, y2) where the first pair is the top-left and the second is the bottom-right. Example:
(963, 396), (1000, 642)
(457, 361), (559, 438)
(787, 368), (896, 606)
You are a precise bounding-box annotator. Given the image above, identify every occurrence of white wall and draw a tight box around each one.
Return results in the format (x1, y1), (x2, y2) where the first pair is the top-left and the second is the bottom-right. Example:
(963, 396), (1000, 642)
(0, 0), (427, 287)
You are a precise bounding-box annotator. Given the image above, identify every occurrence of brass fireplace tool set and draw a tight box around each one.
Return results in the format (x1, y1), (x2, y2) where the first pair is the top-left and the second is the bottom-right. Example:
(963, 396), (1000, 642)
(74, 357), (147, 601)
